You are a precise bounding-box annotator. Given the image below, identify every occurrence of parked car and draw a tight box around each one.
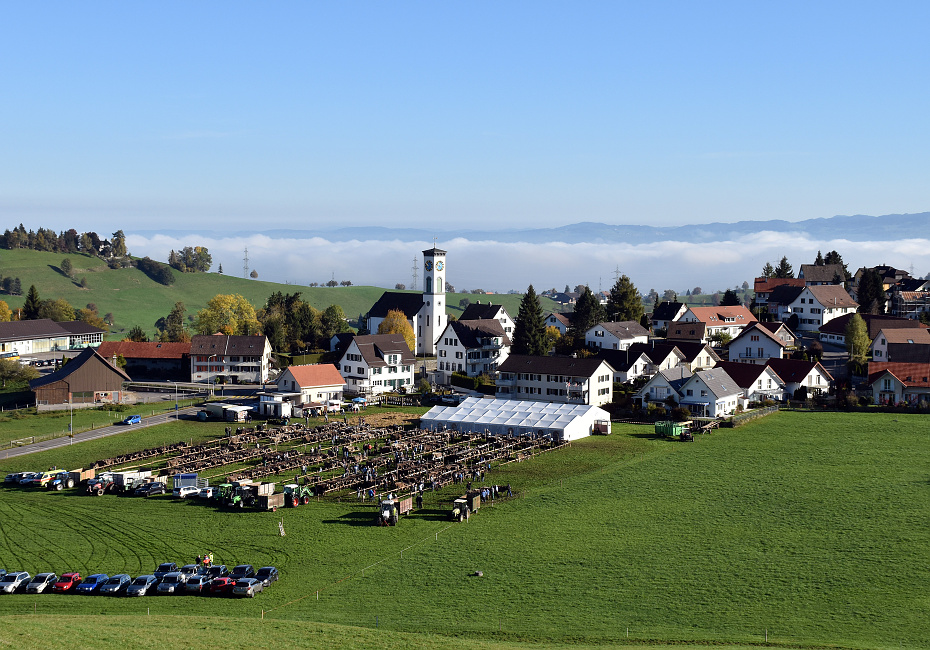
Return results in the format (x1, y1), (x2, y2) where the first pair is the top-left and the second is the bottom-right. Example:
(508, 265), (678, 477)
(99, 574), (131, 595)
(184, 575), (211, 595)
(198, 486), (218, 499)
(122, 414), (142, 425)
(254, 566), (279, 587)
(18, 473), (39, 485)
(156, 572), (188, 595)
(229, 564), (255, 581)
(52, 572), (82, 593)
(179, 564), (200, 578)
(153, 563), (178, 581)
(231, 578), (264, 598)
(173, 486), (199, 499)
(26, 573), (57, 594)
(126, 575), (158, 597)
(75, 573), (108, 594)
(31, 470), (60, 487)
(4, 472), (26, 483)
(137, 482), (166, 497)
(209, 577), (237, 596)
(0, 571), (30, 594)
(205, 564), (228, 579)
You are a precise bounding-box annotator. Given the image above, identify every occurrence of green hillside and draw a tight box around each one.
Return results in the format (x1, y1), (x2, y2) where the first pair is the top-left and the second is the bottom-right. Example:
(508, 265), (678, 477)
(0, 249), (559, 338)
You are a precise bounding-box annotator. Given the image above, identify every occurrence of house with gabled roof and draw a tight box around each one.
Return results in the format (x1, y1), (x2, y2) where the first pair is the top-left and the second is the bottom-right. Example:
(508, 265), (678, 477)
(585, 321), (649, 351)
(30, 347), (131, 408)
(651, 301), (688, 331)
(798, 264), (846, 286)
(818, 314), (922, 347)
(257, 363), (345, 417)
(666, 321), (707, 344)
(496, 355), (614, 407)
(190, 334), (272, 384)
(757, 321), (798, 348)
(765, 358), (833, 397)
(727, 321), (787, 364)
(668, 341), (720, 371)
(778, 285), (858, 332)
(544, 312), (572, 335)
(674, 305), (757, 340)
(97, 341), (190, 380)
(870, 327), (930, 361)
(753, 278), (806, 318)
(338, 334), (415, 396)
(635, 366), (693, 408)
(436, 319), (510, 383)
(714, 361), (786, 402)
(596, 347), (655, 383)
(459, 302), (515, 338)
(868, 361), (930, 405)
(677, 367), (744, 417)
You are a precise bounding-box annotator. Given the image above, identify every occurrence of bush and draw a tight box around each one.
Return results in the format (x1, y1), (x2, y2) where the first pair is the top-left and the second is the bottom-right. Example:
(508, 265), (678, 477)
(670, 407), (691, 422)
(135, 257), (176, 286)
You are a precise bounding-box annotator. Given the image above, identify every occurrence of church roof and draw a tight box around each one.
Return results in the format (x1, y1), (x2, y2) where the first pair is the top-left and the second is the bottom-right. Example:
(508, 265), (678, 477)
(367, 292), (425, 319)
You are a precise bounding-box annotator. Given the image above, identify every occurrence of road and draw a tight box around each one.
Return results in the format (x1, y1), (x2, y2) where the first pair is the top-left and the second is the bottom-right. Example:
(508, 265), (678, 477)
(2, 406), (203, 461)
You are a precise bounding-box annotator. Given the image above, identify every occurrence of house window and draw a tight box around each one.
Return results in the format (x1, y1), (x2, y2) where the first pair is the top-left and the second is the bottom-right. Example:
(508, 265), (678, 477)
(701, 390), (707, 397)
(758, 348), (764, 357)
(882, 378), (892, 390)
(686, 389), (693, 396)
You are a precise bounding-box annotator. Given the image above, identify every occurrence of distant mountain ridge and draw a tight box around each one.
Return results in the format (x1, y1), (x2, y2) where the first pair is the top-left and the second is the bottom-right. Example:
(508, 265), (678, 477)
(135, 212), (930, 245)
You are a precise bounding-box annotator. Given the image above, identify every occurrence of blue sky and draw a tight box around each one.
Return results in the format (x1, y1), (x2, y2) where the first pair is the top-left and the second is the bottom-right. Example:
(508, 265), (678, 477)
(3, 1), (929, 233)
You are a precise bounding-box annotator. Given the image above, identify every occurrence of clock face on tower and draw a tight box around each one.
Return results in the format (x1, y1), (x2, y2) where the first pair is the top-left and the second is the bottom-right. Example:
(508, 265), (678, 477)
(425, 260), (433, 271)
(435, 261), (443, 271)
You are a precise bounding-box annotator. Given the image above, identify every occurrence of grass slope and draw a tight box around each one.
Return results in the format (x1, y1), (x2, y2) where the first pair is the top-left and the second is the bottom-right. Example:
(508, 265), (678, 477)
(0, 249), (559, 338)
(0, 411), (928, 649)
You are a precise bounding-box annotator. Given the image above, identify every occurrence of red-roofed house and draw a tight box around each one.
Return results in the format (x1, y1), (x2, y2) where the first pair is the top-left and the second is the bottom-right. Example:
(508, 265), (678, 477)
(257, 363), (345, 417)
(675, 306), (757, 341)
(869, 361), (930, 405)
(96, 341), (191, 380)
(727, 322), (787, 364)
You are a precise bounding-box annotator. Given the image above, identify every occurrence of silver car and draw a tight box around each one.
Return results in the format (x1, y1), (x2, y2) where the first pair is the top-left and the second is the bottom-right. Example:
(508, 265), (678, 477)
(0, 572), (30, 594)
(231, 578), (264, 598)
(126, 575), (158, 596)
(156, 572), (188, 594)
(25, 573), (57, 594)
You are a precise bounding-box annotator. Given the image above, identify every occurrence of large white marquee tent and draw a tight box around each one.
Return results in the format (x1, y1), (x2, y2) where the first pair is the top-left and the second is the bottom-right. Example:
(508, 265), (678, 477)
(420, 397), (610, 442)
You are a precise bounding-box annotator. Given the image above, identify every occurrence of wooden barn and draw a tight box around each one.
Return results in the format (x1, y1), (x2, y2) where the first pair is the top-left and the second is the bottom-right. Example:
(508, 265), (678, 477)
(30, 347), (132, 407)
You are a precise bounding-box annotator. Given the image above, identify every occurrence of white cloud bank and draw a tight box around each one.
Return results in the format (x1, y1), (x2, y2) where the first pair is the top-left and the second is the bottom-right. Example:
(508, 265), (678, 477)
(126, 232), (930, 295)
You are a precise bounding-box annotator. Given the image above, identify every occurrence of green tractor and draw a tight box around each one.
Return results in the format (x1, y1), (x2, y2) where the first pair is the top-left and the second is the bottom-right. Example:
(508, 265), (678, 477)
(283, 483), (312, 507)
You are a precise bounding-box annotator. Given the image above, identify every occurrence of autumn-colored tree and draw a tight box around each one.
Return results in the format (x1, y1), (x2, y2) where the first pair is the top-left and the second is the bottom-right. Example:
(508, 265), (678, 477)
(39, 298), (75, 322)
(0, 300), (11, 322)
(75, 308), (107, 330)
(377, 309), (416, 352)
(194, 294), (261, 336)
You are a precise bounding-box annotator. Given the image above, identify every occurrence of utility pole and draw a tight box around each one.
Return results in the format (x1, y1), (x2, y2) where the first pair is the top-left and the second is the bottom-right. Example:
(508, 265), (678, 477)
(411, 256), (419, 292)
(243, 247), (250, 278)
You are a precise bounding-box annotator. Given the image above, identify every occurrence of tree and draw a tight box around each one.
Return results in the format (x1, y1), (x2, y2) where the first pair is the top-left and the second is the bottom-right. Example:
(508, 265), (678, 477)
(194, 294), (261, 336)
(103, 312), (114, 325)
(218, 263), (224, 274)
(127, 325), (148, 342)
(845, 313), (870, 364)
(159, 302), (190, 342)
(459, 298), (471, 310)
(721, 289), (741, 306)
(857, 269), (885, 315)
(511, 285), (547, 356)
(75, 308), (107, 330)
(0, 358), (38, 388)
(761, 262), (775, 279)
(815, 250), (825, 266)
(692, 286), (702, 296)
(377, 309), (416, 353)
(662, 289), (677, 302)
(824, 250), (849, 279)
(39, 298), (75, 322)
(395, 283), (406, 290)
(445, 281), (455, 292)
(774, 256), (794, 279)
(22, 285), (41, 319)
(741, 281), (750, 291)
(0, 300), (10, 322)
(12, 278), (21, 295)
(606, 275), (645, 323)
(250, 270), (259, 279)
(60, 258), (73, 278)
(79, 277), (88, 289)
(320, 304), (350, 341)
(570, 286), (606, 347)
(110, 230), (128, 257)
(340, 280), (352, 287)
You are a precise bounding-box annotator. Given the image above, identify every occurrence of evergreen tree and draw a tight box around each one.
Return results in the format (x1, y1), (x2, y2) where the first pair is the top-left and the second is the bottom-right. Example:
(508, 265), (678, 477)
(606, 275), (645, 322)
(814, 250), (824, 266)
(774, 256), (794, 279)
(160, 302), (190, 342)
(60, 258), (73, 278)
(110, 230), (128, 257)
(857, 269), (885, 315)
(721, 289), (741, 306)
(127, 326), (148, 342)
(569, 286), (606, 347)
(22, 285), (41, 319)
(512, 285), (547, 356)
(761, 262), (775, 279)
(824, 250), (850, 280)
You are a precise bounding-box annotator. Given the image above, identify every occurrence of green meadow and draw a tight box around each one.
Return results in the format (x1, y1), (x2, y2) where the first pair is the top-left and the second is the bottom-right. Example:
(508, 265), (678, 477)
(0, 410), (928, 649)
(0, 248), (558, 338)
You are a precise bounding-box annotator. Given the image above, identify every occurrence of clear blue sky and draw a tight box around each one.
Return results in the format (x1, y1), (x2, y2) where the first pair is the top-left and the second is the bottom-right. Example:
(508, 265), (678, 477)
(2, 1), (929, 232)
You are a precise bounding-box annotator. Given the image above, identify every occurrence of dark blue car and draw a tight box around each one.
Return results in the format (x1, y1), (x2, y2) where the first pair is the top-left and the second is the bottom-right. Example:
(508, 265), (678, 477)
(75, 573), (108, 594)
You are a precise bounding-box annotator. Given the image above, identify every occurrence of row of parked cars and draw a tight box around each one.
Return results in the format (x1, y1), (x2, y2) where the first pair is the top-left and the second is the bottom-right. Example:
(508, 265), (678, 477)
(0, 563), (279, 598)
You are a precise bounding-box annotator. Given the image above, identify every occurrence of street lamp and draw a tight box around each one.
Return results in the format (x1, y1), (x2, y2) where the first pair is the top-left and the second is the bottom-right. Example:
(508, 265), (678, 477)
(169, 381), (179, 420)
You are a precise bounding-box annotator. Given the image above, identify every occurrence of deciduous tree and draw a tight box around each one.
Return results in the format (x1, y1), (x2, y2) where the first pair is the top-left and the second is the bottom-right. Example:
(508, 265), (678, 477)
(377, 309), (416, 353)
(0, 300), (10, 322)
(845, 314), (870, 364)
(60, 258), (73, 277)
(195, 294), (261, 336)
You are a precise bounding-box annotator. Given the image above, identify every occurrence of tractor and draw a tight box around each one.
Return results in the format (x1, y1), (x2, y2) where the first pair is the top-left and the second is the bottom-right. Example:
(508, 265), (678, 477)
(377, 496), (412, 526)
(451, 491), (481, 522)
(283, 484), (312, 507)
(46, 471), (76, 491)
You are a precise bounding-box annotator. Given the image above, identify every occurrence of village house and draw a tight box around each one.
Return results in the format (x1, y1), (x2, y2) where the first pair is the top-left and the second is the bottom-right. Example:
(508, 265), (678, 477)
(888, 280), (930, 321)
(676, 367), (743, 417)
(650, 301), (688, 332)
(775, 285), (858, 332)
(727, 321), (787, 364)
(868, 361), (930, 405)
(96, 341), (190, 381)
(870, 327), (930, 361)
(673, 305), (757, 341)
(190, 334), (273, 384)
(257, 363), (345, 417)
(30, 347), (131, 408)
(635, 366), (693, 408)
(459, 302), (515, 338)
(435, 318), (510, 384)
(818, 314), (923, 347)
(337, 334), (415, 396)
(496, 355), (614, 407)
(798, 264), (846, 286)
(765, 358), (833, 398)
(669, 341), (720, 371)
(544, 312), (572, 336)
(596, 347), (654, 384)
(585, 321), (649, 351)
(714, 360), (786, 402)
(752, 278), (806, 319)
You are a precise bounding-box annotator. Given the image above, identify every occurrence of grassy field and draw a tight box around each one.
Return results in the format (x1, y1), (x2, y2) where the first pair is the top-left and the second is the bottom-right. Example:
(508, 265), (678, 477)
(0, 410), (928, 649)
(0, 248), (559, 338)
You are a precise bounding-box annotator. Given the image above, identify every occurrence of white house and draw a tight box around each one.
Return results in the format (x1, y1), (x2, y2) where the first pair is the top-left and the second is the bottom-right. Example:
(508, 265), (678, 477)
(459, 302), (515, 339)
(257, 363), (345, 417)
(544, 312), (571, 336)
(727, 322), (787, 364)
(585, 321), (649, 351)
(714, 361), (786, 402)
(597, 348), (654, 383)
(765, 359), (833, 397)
(868, 362), (930, 405)
(674, 306), (757, 341)
(496, 355), (614, 407)
(777, 285), (858, 332)
(870, 327), (930, 361)
(677, 368), (743, 417)
(635, 366), (693, 407)
(651, 301), (688, 331)
(190, 334), (273, 384)
(338, 334), (416, 396)
(436, 319), (510, 384)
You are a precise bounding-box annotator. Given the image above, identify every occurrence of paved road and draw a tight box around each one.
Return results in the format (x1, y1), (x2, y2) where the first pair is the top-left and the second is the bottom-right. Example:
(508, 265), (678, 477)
(2, 406), (203, 461)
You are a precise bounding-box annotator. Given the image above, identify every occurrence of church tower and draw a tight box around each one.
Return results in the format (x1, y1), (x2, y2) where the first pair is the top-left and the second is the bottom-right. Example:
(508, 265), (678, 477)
(419, 246), (446, 355)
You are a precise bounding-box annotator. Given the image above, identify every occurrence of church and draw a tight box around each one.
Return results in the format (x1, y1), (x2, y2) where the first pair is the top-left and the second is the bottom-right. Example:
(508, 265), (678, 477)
(366, 246), (447, 356)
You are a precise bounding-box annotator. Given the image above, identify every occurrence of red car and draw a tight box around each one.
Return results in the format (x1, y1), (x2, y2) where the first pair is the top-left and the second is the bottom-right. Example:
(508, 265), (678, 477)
(53, 572), (82, 593)
(209, 577), (236, 596)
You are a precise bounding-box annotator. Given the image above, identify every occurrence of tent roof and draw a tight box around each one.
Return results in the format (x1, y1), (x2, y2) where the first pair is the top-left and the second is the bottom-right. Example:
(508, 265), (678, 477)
(420, 397), (608, 431)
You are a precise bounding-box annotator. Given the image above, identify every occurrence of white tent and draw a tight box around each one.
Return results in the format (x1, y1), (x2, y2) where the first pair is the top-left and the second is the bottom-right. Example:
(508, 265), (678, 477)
(419, 397), (610, 442)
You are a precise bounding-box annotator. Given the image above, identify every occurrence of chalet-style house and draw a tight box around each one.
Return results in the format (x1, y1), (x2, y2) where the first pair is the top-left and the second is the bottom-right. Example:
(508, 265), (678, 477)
(798, 264), (846, 286)
(337, 334), (415, 396)
(714, 361), (786, 402)
(96, 341), (190, 381)
(765, 359), (833, 397)
(673, 305), (757, 341)
(585, 321), (649, 351)
(496, 355), (614, 407)
(774, 285), (858, 332)
(257, 363), (345, 417)
(30, 347), (131, 408)
(0, 319), (105, 356)
(888, 280), (930, 321)
(435, 318), (510, 384)
(868, 361), (930, 405)
(727, 322), (787, 364)
(190, 334), (273, 384)
(366, 246), (449, 355)
(670, 341), (720, 371)
(459, 302), (515, 339)
(819, 314), (924, 347)
(870, 327), (930, 361)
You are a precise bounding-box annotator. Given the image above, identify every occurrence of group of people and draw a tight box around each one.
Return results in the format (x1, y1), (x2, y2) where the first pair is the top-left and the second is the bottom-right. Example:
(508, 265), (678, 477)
(196, 552), (214, 567)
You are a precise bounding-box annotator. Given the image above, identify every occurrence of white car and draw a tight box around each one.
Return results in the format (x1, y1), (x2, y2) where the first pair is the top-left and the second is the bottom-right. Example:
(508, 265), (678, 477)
(26, 573), (57, 594)
(198, 487), (217, 499)
(173, 486), (199, 499)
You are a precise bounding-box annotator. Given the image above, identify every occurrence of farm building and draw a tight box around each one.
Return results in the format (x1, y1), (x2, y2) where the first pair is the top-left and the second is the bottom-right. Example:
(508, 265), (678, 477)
(29, 347), (131, 408)
(420, 397), (610, 442)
